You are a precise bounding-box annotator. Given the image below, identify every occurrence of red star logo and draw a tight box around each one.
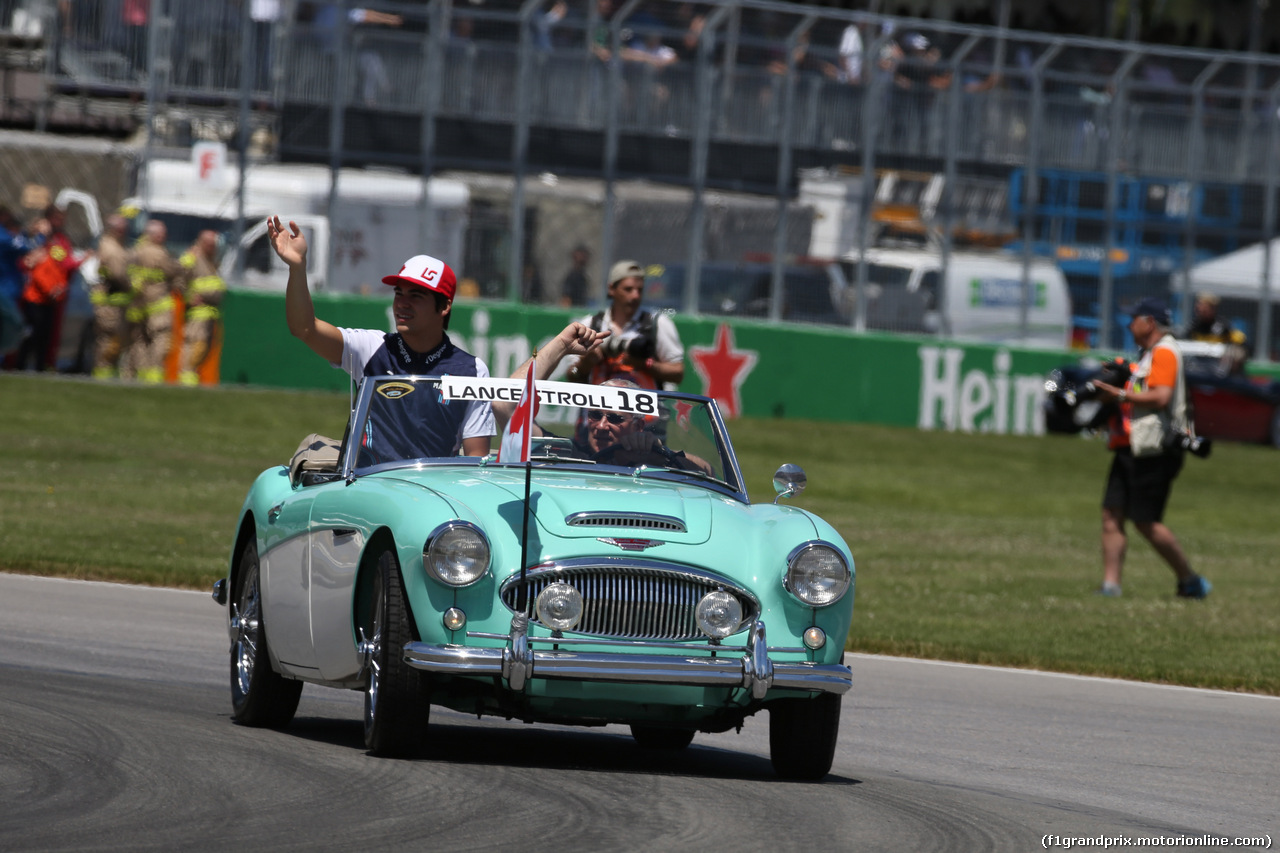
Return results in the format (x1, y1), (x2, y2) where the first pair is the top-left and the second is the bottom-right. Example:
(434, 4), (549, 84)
(690, 324), (757, 419)
(674, 400), (695, 428)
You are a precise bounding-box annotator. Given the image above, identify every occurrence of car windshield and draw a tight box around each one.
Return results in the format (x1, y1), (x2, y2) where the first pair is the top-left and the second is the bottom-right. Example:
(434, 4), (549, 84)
(351, 377), (740, 489)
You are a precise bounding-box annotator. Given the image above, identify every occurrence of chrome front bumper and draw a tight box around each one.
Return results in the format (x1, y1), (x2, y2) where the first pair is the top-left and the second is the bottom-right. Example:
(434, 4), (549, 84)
(403, 616), (851, 699)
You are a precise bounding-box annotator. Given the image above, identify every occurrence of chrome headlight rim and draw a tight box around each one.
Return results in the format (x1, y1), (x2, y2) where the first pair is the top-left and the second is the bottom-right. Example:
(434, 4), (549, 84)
(424, 521), (491, 588)
(784, 540), (851, 607)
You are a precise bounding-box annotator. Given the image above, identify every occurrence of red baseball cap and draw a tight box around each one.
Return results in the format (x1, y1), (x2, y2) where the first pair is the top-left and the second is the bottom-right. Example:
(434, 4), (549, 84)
(382, 254), (457, 301)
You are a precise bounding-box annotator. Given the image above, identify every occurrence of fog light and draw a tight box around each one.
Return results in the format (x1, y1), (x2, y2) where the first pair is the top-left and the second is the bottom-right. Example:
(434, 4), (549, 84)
(443, 607), (466, 632)
(695, 590), (743, 639)
(803, 626), (826, 650)
(535, 582), (583, 632)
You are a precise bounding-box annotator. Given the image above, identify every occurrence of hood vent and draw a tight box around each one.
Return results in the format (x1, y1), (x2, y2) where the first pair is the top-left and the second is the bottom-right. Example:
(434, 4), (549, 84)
(565, 511), (686, 533)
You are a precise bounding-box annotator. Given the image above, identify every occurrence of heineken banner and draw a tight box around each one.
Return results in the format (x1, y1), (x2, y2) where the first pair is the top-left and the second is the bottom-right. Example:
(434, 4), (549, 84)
(222, 291), (1071, 435)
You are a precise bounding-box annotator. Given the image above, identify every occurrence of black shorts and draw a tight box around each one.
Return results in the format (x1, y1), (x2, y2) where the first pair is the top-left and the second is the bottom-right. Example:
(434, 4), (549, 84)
(1102, 447), (1184, 524)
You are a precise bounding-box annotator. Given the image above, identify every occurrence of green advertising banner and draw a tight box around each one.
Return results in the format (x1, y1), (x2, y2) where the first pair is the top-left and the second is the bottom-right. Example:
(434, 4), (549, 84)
(222, 291), (1077, 436)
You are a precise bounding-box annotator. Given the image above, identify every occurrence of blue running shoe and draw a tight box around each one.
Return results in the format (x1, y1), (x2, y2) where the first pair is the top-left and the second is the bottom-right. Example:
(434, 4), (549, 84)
(1177, 575), (1212, 599)
(1096, 582), (1122, 597)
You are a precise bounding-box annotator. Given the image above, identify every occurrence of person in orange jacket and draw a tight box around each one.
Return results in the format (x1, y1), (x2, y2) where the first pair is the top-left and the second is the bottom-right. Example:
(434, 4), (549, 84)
(17, 206), (85, 372)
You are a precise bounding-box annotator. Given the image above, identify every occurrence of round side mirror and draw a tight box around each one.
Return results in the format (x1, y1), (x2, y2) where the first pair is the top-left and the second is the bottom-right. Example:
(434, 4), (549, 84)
(772, 464), (807, 504)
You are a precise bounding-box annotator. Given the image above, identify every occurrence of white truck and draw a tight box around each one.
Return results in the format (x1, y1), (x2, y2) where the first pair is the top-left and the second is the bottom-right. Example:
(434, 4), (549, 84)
(124, 158), (471, 294)
(839, 246), (1073, 350)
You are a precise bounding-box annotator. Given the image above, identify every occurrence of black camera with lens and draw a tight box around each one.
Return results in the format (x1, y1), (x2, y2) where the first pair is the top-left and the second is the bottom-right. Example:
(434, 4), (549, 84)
(1080, 357), (1133, 400)
(1164, 430), (1213, 459)
(1043, 357), (1131, 434)
(603, 331), (655, 362)
(625, 332), (655, 361)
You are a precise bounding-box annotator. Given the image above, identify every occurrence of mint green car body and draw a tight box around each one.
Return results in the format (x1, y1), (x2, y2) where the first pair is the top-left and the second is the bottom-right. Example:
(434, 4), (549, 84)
(218, 377), (854, 778)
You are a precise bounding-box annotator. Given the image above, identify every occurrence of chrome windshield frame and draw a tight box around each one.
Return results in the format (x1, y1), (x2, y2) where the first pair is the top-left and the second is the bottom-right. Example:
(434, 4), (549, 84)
(339, 377), (748, 498)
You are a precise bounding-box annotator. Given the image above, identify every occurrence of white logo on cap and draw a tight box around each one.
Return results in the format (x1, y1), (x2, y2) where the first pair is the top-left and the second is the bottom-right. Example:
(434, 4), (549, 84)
(402, 255), (446, 288)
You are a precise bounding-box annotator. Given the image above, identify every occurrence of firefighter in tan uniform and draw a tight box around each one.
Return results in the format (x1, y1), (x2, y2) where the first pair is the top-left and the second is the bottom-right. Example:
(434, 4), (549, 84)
(177, 230), (227, 386)
(126, 219), (181, 384)
(90, 214), (133, 379)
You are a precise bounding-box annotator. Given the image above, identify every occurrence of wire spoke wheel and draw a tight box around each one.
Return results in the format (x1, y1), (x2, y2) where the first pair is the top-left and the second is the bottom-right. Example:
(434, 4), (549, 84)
(362, 548), (430, 757)
(229, 536), (302, 728)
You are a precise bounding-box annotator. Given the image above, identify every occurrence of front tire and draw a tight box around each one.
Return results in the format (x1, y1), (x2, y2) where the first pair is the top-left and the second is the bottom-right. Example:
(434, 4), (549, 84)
(769, 694), (842, 781)
(363, 549), (430, 757)
(230, 538), (303, 728)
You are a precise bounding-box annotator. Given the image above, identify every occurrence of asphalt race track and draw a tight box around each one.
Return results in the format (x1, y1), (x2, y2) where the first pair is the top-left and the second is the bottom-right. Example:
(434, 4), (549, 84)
(1, 574), (1275, 852)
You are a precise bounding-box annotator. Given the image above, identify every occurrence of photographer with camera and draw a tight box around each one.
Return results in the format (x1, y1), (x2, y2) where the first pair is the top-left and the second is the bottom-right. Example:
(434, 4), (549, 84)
(1091, 297), (1211, 600)
(563, 260), (685, 391)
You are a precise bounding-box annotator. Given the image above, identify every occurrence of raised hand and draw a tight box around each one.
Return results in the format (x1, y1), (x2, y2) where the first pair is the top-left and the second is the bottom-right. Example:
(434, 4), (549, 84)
(558, 321), (610, 357)
(267, 216), (307, 269)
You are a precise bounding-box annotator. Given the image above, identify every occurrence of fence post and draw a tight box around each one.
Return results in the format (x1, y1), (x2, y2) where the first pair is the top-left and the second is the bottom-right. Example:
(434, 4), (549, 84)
(1018, 41), (1063, 344)
(769, 13), (817, 323)
(1098, 50), (1141, 351)
(233, 0), (253, 286)
(1177, 60), (1224, 327)
(140, 0), (169, 217)
(685, 3), (733, 317)
(599, 0), (645, 306)
(509, 0), (546, 302)
(1259, 82), (1280, 362)
(323, 0), (354, 294)
(419, 0), (449, 259)
(851, 23), (896, 333)
(939, 34), (980, 331)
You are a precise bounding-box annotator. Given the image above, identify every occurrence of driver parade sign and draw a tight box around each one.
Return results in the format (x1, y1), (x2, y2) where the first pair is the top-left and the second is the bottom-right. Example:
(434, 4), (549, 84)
(440, 376), (660, 417)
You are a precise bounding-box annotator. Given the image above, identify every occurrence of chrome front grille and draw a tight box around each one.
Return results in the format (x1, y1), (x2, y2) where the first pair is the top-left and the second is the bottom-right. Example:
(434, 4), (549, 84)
(500, 562), (755, 641)
(565, 512), (686, 533)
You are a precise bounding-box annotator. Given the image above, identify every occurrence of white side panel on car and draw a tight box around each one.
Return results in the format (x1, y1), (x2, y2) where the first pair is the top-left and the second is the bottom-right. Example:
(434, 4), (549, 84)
(310, 526), (366, 682)
(261, 499), (318, 674)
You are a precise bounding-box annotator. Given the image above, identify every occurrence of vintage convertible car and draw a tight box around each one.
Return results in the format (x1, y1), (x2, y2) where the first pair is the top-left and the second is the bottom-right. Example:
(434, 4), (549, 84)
(213, 375), (855, 780)
(1043, 340), (1280, 448)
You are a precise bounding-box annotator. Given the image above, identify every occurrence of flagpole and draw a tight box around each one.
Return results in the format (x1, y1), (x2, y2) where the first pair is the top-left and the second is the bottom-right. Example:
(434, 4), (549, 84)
(517, 452), (533, 613)
(516, 348), (537, 615)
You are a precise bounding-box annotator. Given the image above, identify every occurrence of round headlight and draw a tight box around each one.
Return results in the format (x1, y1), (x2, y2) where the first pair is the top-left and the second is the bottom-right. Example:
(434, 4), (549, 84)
(535, 582), (583, 632)
(695, 590), (743, 639)
(424, 522), (490, 587)
(785, 543), (851, 606)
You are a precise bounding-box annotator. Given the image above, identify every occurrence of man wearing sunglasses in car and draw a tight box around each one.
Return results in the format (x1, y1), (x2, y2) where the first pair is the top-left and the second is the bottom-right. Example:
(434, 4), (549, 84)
(577, 380), (711, 473)
(497, 352), (710, 473)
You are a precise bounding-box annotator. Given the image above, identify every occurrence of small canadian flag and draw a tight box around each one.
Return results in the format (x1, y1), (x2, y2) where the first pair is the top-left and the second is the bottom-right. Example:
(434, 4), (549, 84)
(498, 364), (539, 464)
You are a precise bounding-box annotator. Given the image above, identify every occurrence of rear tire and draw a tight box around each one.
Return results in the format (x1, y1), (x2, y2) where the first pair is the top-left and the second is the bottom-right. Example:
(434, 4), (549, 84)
(363, 549), (430, 757)
(629, 725), (696, 750)
(230, 538), (303, 728)
(769, 694), (842, 781)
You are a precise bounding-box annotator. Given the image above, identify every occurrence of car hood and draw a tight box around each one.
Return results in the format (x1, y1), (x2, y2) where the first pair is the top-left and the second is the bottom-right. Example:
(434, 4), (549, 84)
(377, 466), (745, 547)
